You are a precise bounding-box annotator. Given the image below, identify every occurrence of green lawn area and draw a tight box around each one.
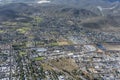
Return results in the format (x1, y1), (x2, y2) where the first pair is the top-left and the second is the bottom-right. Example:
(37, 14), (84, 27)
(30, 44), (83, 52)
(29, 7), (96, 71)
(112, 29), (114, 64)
(19, 51), (26, 56)
(21, 22), (32, 27)
(34, 57), (44, 61)
(17, 27), (30, 34)
(2, 21), (18, 26)
(33, 16), (43, 23)
(0, 30), (4, 33)
(47, 42), (59, 46)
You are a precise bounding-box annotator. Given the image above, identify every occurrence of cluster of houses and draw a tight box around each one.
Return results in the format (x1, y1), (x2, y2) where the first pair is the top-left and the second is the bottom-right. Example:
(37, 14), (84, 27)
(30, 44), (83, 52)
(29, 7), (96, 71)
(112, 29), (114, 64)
(30, 43), (120, 80)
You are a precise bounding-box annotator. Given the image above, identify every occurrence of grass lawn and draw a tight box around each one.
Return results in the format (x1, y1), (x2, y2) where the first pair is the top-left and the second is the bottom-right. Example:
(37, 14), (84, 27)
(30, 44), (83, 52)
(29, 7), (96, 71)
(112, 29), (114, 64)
(35, 57), (44, 61)
(19, 51), (26, 56)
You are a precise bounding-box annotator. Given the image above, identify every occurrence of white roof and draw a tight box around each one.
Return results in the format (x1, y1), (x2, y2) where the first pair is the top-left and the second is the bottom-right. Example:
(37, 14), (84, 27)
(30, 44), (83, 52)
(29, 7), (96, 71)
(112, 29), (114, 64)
(68, 53), (73, 56)
(37, 48), (47, 52)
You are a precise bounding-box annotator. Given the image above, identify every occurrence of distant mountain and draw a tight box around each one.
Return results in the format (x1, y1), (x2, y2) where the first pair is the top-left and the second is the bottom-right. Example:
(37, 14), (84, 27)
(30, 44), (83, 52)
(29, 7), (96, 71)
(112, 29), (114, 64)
(0, 0), (120, 4)
(104, 0), (120, 2)
(12, 0), (36, 3)
(0, 3), (37, 14)
(0, 2), (119, 31)
(0, 3), (36, 21)
(0, 2), (99, 22)
(0, 9), (18, 21)
(49, 0), (119, 7)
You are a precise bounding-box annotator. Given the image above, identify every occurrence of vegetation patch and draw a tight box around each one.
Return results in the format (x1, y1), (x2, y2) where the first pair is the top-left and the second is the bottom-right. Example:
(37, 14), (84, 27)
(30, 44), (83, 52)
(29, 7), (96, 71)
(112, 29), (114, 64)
(33, 16), (43, 23)
(41, 63), (53, 71)
(47, 42), (59, 46)
(2, 21), (18, 26)
(19, 51), (26, 56)
(0, 30), (4, 33)
(57, 41), (71, 46)
(17, 27), (30, 34)
(49, 58), (78, 72)
(35, 57), (44, 61)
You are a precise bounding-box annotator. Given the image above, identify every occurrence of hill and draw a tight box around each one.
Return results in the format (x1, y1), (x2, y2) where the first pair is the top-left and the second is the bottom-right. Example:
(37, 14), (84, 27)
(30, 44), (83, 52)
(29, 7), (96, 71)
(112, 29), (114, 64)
(0, 3), (119, 31)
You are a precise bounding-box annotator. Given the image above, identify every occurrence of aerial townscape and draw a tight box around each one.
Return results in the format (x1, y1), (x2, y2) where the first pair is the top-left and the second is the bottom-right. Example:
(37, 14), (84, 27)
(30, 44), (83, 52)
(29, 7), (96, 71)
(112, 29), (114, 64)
(0, 0), (120, 80)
